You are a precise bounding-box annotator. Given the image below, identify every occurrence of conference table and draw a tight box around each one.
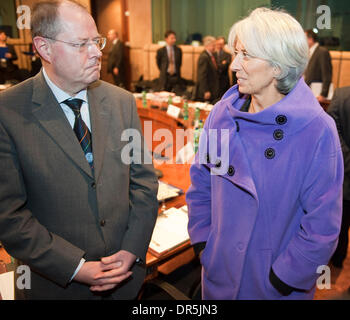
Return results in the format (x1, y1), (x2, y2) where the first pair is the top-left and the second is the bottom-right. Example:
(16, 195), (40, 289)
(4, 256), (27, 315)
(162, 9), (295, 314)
(134, 94), (212, 281)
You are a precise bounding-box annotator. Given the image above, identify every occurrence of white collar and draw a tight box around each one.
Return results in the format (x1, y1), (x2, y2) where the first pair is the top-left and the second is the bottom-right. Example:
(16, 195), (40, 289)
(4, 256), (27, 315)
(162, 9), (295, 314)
(309, 42), (319, 58)
(206, 49), (213, 57)
(42, 68), (87, 104)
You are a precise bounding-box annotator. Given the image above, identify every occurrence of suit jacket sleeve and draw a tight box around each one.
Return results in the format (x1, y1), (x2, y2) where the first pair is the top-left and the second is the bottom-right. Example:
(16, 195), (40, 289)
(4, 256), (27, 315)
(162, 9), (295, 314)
(120, 97), (159, 260)
(327, 89), (350, 179)
(156, 48), (164, 71)
(320, 49), (332, 98)
(177, 46), (182, 75)
(107, 42), (124, 73)
(0, 119), (85, 287)
(197, 55), (210, 94)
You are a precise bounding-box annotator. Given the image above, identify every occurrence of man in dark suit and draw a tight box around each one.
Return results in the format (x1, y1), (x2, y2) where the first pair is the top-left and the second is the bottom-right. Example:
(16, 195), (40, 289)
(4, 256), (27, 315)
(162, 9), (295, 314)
(0, 0), (158, 299)
(327, 86), (350, 269)
(156, 30), (182, 92)
(194, 36), (220, 104)
(304, 29), (333, 103)
(214, 36), (232, 99)
(107, 29), (126, 88)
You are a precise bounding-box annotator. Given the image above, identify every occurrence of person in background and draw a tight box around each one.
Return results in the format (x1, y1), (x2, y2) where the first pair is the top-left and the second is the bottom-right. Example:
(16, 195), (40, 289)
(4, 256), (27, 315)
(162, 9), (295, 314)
(214, 36), (232, 98)
(304, 29), (333, 103)
(0, 30), (19, 84)
(107, 29), (126, 88)
(29, 43), (42, 77)
(186, 7), (343, 300)
(327, 86), (350, 270)
(194, 36), (220, 104)
(0, 0), (158, 299)
(156, 30), (183, 93)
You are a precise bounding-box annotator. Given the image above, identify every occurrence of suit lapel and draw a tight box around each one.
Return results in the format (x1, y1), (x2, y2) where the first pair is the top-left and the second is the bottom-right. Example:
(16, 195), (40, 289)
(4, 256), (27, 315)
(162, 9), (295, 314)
(88, 82), (112, 182)
(31, 71), (94, 178)
(206, 51), (217, 70)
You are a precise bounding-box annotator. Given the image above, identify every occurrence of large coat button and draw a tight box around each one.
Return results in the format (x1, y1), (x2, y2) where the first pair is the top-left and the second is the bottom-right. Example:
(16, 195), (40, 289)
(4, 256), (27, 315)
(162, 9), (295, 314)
(265, 148), (275, 159)
(275, 115), (287, 125)
(237, 242), (245, 252)
(227, 165), (235, 176)
(273, 129), (284, 140)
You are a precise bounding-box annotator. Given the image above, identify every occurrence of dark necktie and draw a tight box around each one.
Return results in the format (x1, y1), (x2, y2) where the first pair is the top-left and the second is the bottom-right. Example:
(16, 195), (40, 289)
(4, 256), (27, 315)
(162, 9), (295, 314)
(211, 54), (217, 69)
(63, 98), (94, 169)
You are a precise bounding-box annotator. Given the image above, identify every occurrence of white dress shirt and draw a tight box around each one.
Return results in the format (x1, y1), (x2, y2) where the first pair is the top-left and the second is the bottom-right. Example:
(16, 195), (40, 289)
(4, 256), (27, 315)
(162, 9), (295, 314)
(42, 68), (91, 131)
(42, 68), (87, 280)
(309, 42), (319, 59)
(166, 45), (176, 73)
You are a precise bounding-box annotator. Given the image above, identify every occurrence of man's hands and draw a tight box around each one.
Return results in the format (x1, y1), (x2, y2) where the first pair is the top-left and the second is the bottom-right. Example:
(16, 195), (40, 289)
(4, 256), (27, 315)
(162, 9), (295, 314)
(74, 250), (137, 292)
(204, 91), (211, 100)
(317, 95), (328, 103)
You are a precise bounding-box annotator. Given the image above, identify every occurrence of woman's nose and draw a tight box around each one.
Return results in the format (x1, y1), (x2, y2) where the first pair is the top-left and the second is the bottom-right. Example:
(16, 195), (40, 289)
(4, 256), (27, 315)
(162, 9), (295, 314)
(231, 53), (242, 72)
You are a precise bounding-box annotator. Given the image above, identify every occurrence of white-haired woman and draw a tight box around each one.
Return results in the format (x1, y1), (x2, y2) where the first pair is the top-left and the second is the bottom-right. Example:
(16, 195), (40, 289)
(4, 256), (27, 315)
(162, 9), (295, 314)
(186, 7), (343, 299)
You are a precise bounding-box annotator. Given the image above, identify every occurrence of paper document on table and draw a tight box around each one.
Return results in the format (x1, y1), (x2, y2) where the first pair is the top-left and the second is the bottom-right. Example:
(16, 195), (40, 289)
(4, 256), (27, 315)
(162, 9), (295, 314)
(157, 180), (182, 202)
(176, 142), (195, 164)
(0, 271), (14, 300)
(149, 207), (190, 257)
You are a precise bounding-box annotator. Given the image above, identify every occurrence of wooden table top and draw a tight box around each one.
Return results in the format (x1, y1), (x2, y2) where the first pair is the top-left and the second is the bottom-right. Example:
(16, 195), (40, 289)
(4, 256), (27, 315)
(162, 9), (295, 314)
(146, 162), (192, 268)
(0, 247), (11, 265)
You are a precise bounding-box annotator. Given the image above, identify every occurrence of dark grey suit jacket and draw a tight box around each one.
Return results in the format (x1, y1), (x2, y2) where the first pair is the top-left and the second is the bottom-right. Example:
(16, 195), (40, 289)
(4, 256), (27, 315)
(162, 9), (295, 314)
(156, 45), (182, 90)
(214, 50), (232, 98)
(328, 86), (350, 200)
(107, 40), (126, 87)
(0, 71), (158, 299)
(194, 50), (220, 104)
(304, 45), (333, 97)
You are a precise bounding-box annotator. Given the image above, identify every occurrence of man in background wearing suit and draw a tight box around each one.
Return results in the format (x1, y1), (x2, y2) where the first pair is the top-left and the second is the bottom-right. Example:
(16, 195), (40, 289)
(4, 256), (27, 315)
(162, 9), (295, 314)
(304, 29), (332, 103)
(194, 36), (220, 104)
(327, 86), (350, 270)
(0, 0), (158, 299)
(156, 30), (182, 93)
(107, 29), (126, 88)
(0, 30), (19, 84)
(214, 36), (232, 99)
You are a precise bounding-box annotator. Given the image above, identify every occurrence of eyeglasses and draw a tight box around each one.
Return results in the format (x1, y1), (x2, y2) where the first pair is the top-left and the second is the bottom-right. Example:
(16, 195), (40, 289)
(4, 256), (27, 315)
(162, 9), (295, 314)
(44, 36), (106, 51)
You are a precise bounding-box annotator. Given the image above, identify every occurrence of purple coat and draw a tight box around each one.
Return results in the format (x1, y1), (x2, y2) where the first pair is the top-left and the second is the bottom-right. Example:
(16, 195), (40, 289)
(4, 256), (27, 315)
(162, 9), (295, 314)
(186, 78), (343, 300)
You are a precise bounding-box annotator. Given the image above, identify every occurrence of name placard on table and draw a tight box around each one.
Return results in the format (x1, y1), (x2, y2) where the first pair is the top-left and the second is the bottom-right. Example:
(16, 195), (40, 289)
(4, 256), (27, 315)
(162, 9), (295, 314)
(167, 104), (181, 119)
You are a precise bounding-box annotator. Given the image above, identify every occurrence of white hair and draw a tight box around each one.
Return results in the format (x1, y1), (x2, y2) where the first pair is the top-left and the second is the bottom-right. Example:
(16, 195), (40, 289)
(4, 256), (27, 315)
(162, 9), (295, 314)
(228, 7), (309, 94)
(203, 36), (216, 47)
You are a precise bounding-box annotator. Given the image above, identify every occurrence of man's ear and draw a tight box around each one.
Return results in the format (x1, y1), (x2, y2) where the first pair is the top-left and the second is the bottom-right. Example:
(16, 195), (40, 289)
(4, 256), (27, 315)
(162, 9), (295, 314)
(33, 36), (52, 63)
